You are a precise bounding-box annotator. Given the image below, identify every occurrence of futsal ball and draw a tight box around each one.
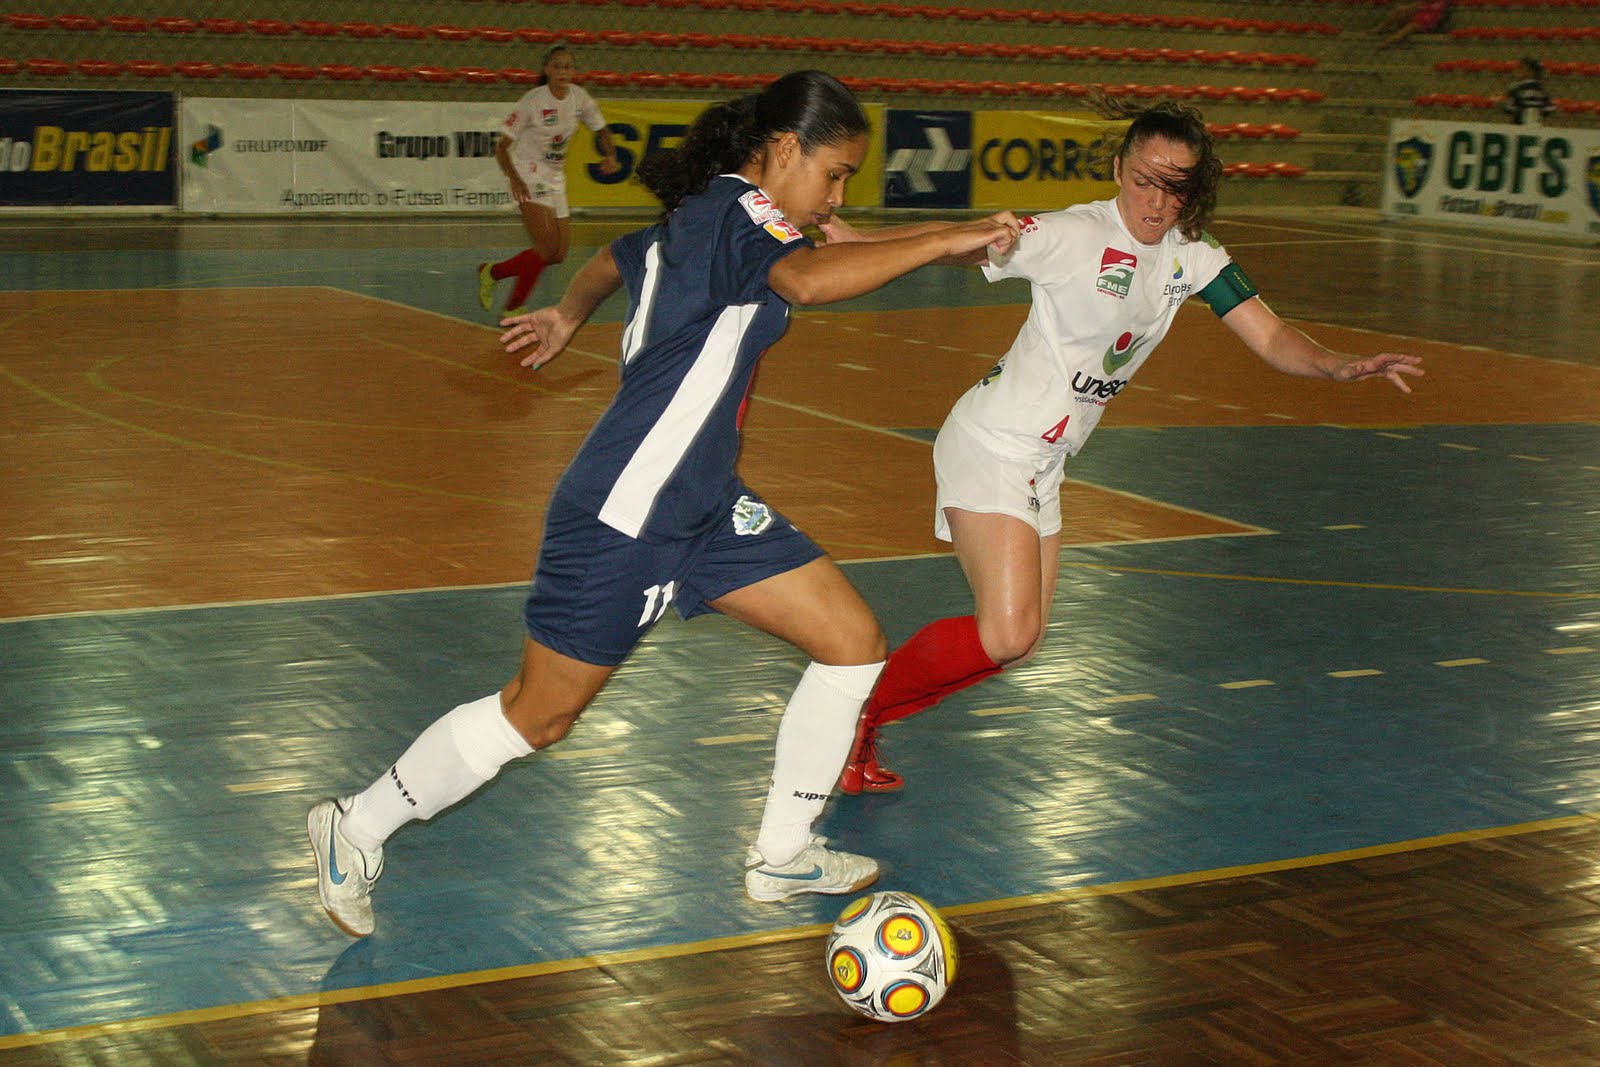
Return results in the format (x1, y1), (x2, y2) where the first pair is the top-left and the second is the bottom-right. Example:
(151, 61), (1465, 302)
(825, 890), (958, 1022)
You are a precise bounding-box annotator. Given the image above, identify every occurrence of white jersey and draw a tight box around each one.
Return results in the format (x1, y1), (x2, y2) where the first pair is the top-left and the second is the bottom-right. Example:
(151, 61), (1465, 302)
(498, 83), (607, 185)
(955, 197), (1237, 461)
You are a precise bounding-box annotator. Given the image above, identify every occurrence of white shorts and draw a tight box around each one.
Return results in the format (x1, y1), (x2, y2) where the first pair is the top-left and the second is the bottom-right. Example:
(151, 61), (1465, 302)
(932, 415), (1066, 542)
(513, 166), (570, 218)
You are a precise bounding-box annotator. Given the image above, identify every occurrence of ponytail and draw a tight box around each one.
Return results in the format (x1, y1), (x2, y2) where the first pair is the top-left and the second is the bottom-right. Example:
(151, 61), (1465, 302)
(636, 70), (868, 214)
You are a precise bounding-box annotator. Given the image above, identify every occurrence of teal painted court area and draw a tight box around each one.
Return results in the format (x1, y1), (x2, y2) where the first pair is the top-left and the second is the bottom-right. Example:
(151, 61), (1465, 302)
(1, 213), (1598, 1042)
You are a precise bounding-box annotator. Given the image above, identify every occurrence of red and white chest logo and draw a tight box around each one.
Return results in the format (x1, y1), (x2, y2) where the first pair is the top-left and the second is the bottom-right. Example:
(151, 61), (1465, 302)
(1096, 247), (1137, 299)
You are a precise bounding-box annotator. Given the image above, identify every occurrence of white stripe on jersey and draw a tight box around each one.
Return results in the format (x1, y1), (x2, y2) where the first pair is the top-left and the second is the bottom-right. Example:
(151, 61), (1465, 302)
(620, 242), (660, 366)
(597, 301), (758, 538)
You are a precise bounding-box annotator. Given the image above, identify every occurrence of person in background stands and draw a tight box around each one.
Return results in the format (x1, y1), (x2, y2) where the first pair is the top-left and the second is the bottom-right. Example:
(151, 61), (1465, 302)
(1375, 0), (1453, 49)
(478, 46), (620, 316)
(822, 100), (1424, 795)
(1502, 58), (1556, 126)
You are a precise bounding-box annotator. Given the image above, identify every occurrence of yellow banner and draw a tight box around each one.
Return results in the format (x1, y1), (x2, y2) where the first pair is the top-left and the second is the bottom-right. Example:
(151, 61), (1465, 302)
(971, 111), (1126, 212)
(570, 98), (885, 210)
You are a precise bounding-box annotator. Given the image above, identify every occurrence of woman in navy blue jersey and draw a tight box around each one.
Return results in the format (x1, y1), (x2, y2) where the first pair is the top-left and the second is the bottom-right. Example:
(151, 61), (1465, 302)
(308, 71), (1019, 937)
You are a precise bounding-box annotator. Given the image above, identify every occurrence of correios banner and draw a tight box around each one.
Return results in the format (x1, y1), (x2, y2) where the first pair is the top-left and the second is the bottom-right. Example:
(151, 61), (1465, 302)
(1383, 117), (1600, 240)
(180, 97), (884, 215)
(969, 110), (1124, 212)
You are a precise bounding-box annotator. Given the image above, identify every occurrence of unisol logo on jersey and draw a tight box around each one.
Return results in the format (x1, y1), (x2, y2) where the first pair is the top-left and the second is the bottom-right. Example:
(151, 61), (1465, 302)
(1096, 247), (1136, 299)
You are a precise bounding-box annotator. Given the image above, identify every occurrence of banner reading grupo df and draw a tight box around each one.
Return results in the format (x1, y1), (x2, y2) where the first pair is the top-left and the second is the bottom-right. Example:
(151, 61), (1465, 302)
(1383, 117), (1600, 240)
(182, 97), (520, 213)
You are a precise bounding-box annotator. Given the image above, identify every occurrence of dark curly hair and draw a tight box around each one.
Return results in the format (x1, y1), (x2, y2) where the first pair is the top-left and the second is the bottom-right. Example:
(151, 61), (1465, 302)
(635, 70), (869, 213)
(1088, 93), (1222, 241)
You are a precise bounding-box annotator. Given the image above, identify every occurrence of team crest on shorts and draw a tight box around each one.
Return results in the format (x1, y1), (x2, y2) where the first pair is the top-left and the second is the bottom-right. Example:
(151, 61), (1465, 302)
(731, 495), (774, 536)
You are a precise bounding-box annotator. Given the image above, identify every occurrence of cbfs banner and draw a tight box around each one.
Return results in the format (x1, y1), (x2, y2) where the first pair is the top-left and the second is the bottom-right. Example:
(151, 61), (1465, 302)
(0, 90), (175, 207)
(970, 110), (1123, 212)
(1383, 117), (1600, 240)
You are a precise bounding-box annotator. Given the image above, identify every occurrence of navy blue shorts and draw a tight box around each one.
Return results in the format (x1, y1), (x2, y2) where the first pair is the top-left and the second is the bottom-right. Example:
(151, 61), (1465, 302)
(523, 485), (825, 666)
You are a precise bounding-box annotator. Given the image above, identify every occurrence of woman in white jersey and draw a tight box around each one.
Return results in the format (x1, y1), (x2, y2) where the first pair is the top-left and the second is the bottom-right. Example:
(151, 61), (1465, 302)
(477, 46), (621, 315)
(307, 71), (1019, 938)
(825, 101), (1424, 794)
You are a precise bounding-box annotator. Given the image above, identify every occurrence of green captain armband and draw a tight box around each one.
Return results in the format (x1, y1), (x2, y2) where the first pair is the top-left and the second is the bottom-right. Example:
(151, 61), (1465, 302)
(1197, 262), (1259, 318)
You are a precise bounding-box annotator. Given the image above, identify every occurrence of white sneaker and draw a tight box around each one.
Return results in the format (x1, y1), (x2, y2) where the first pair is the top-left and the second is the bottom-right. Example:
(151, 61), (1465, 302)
(307, 797), (384, 937)
(745, 833), (880, 903)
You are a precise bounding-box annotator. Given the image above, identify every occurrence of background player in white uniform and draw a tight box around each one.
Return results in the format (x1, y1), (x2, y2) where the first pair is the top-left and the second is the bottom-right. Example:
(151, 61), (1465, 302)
(823, 101), (1424, 794)
(478, 47), (620, 315)
(308, 71), (1019, 937)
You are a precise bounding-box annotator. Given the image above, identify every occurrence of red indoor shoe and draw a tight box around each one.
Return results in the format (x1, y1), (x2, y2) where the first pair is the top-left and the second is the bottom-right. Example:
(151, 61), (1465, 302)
(838, 716), (904, 795)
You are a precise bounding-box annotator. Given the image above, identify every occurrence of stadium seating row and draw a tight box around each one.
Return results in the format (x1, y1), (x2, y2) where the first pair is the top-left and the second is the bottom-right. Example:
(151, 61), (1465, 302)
(0, 57), (1332, 102)
(0, 10), (1344, 37)
(1435, 58), (1600, 74)
(1447, 24), (1600, 38)
(1415, 91), (1600, 112)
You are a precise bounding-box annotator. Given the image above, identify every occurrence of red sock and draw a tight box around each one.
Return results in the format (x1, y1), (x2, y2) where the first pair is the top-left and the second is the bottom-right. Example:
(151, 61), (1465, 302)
(868, 615), (1002, 727)
(504, 250), (548, 309)
(488, 248), (541, 281)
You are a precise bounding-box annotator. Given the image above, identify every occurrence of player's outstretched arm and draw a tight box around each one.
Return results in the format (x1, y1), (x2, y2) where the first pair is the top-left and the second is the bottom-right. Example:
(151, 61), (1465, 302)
(1222, 295), (1424, 394)
(500, 247), (622, 369)
(772, 213), (1018, 306)
(818, 212), (1018, 267)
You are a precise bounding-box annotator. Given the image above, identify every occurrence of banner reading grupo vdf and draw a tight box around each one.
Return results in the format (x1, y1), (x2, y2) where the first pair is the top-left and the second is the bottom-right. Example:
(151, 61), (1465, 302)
(182, 98), (514, 214)
(1383, 117), (1593, 239)
(0, 90), (174, 207)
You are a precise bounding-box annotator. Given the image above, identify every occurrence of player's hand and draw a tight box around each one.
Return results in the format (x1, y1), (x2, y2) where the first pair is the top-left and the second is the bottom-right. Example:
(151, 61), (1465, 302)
(1339, 351), (1425, 393)
(818, 215), (864, 244)
(500, 307), (574, 369)
(945, 213), (1020, 258)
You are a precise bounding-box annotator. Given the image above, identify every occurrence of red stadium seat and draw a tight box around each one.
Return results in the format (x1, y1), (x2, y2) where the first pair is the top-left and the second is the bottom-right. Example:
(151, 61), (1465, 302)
(517, 28), (559, 44)
(1267, 123), (1301, 139)
(431, 25), (477, 41)
(74, 59), (122, 76)
(412, 66), (458, 83)
(174, 60), (221, 78)
(0, 59), (17, 76)
(221, 61), (271, 79)
(294, 20), (339, 37)
(500, 67), (540, 84)
(1272, 163), (1307, 178)
(666, 71), (717, 88)
(341, 22), (385, 38)
(104, 15), (148, 32)
(319, 63), (366, 81)
(4, 13), (53, 31)
(271, 62), (318, 80)
(560, 29), (599, 45)
(599, 30), (640, 45)
(384, 24), (429, 40)
(626, 71), (670, 89)
(582, 69), (629, 87)
(458, 67), (501, 84)
(366, 64), (413, 82)
(199, 18), (244, 34)
(22, 58), (72, 76)
(123, 59), (172, 77)
(153, 16), (198, 34)
(56, 15), (101, 32)
(248, 19), (294, 36)
(476, 26), (517, 43)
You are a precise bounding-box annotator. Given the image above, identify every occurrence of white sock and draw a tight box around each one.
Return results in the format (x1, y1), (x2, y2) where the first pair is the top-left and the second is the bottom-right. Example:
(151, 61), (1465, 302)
(340, 693), (533, 851)
(754, 660), (884, 868)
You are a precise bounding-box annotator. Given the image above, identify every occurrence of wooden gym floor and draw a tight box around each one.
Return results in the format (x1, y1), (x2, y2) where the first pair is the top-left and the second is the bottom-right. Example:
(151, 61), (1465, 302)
(1, 207), (1597, 1064)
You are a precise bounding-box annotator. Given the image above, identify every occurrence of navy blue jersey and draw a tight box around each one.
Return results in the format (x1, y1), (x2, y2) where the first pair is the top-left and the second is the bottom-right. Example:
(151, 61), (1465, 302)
(552, 174), (810, 541)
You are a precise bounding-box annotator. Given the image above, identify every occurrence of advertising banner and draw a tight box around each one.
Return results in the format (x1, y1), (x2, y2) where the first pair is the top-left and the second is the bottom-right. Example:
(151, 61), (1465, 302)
(1383, 117), (1600, 240)
(0, 89), (175, 207)
(970, 110), (1123, 212)
(180, 97), (885, 215)
(884, 109), (971, 209)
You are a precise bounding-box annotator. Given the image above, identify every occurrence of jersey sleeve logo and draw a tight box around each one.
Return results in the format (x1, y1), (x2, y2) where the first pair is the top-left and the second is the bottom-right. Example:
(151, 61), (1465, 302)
(539, 108), (558, 126)
(1096, 247), (1137, 299)
(740, 190), (802, 242)
(1019, 215), (1040, 234)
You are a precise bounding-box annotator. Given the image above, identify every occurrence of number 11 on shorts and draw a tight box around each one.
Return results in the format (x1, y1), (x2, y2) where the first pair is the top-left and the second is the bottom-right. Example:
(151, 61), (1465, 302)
(638, 581), (676, 627)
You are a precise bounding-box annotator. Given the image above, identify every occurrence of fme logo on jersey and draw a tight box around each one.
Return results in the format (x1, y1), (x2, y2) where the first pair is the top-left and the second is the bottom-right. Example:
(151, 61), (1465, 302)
(1096, 248), (1136, 299)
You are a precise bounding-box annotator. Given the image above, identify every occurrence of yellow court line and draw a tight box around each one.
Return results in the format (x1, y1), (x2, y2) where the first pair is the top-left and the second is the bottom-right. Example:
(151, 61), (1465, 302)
(1060, 561), (1599, 600)
(3, 809), (1595, 1053)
